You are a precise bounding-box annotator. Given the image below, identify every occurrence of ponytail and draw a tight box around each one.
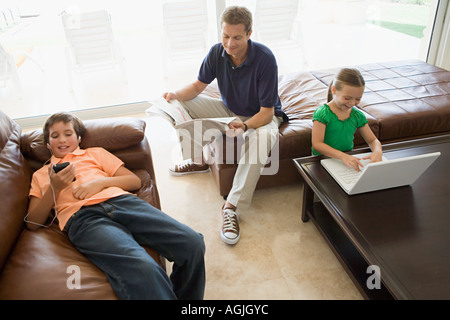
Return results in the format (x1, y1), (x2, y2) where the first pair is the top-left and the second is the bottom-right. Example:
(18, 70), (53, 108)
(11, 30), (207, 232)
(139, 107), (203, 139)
(327, 81), (333, 103)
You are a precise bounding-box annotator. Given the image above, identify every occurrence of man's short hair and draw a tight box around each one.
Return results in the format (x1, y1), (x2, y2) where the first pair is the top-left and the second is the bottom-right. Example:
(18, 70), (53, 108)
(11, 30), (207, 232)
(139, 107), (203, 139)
(221, 6), (252, 34)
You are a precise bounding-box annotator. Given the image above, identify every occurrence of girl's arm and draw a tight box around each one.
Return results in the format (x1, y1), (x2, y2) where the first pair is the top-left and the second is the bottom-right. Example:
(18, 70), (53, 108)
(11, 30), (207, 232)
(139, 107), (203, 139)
(358, 124), (383, 162)
(312, 121), (365, 171)
(72, 166), (141, 200)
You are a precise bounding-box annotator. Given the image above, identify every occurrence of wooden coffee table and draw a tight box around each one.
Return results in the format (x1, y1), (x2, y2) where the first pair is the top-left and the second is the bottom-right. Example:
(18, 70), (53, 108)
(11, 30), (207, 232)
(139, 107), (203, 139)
(293, 135), (450, 300)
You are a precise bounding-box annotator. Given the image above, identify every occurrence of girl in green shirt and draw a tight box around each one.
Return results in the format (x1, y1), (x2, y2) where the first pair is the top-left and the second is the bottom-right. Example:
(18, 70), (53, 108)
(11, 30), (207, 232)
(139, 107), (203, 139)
(312, 68), (382, 171)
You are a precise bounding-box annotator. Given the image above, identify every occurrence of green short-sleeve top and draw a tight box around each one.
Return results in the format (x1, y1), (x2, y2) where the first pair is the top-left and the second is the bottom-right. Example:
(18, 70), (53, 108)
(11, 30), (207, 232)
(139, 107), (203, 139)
(312, 104), (368, 155)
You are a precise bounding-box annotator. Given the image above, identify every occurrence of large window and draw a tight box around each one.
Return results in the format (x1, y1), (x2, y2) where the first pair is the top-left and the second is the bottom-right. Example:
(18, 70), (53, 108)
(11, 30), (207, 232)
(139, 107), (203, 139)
(0, 0), (446, 121)
(223, 0), (440, 71)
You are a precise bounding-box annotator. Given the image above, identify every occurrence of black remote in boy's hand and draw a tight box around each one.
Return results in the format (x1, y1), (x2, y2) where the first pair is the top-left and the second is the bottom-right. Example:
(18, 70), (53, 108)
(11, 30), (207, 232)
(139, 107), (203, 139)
(53, 162), (76, 181)
(53, 162), (70, 173)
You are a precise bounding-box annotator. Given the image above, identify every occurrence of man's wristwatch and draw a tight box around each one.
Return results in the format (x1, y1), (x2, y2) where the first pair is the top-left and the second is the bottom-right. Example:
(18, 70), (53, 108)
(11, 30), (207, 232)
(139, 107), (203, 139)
(243, 123), (248, 132)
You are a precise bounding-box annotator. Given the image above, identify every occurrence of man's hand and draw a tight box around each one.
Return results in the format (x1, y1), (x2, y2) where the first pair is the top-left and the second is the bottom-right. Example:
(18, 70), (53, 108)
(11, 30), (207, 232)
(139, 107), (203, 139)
(163, 92), (178, 102)
(228, 121), (245, 133)
(162, 80), (208, 102)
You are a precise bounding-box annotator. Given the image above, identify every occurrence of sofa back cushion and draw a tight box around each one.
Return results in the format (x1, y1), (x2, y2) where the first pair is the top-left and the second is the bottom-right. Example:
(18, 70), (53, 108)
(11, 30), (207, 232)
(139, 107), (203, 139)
(21, 117), (146, 171)
(0, 110), (31, 269)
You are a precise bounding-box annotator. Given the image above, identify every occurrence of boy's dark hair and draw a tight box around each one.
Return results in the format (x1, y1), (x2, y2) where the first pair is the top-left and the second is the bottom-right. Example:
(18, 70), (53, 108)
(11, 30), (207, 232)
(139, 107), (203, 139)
(43, 112), (86, 144)
(328, 68), (365, 102)
(221, 6), (252, 35)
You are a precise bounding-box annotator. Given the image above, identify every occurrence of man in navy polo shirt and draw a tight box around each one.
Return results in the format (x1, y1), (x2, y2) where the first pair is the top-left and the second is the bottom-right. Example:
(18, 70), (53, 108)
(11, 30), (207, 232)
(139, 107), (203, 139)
(163, 6), (287, 245)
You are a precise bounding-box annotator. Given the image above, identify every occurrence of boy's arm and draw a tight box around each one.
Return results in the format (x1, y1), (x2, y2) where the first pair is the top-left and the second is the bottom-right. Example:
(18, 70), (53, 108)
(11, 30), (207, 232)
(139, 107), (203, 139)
(72, 166), (141, 200)
(26, 164), (75, 230)
(26, 194), (57, 230)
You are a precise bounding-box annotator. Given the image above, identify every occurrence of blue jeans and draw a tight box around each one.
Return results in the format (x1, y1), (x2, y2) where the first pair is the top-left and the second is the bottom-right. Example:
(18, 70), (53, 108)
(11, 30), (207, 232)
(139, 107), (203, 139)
(64, 194), (205, 300)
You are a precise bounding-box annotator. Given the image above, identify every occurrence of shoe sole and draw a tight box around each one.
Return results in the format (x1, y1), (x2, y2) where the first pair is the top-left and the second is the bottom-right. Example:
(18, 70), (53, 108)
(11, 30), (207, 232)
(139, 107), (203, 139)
(168, 168), (210, 176)
(221, 232), (240, 245)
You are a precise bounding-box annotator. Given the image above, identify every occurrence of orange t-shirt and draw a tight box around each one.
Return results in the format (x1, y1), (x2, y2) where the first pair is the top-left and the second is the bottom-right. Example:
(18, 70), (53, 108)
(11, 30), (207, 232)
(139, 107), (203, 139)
(29, 147), (130, 230)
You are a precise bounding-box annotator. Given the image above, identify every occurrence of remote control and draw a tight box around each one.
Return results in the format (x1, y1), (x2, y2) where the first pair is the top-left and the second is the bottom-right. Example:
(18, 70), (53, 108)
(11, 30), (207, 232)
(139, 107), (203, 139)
(53, 162), (76, 181)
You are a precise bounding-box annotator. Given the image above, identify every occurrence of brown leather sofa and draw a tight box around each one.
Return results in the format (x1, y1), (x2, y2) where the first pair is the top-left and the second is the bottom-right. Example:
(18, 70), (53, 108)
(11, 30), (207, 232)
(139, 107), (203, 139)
(0, 111), (164, 299)
(203, 60), (450, 197)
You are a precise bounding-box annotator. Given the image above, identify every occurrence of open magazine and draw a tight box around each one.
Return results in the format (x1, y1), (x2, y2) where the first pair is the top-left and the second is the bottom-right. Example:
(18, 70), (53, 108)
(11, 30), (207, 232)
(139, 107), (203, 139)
(146, 97), (236, 132)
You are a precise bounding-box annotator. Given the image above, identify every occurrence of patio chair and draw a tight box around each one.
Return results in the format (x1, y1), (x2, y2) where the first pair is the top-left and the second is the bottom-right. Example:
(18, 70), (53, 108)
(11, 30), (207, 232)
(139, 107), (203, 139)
(0, 42), (44, 98)
(253, 0), (307, 71)
(0, 43), (21, 95)
(61, 10), (127, 92)
(162, 0), (210, 78)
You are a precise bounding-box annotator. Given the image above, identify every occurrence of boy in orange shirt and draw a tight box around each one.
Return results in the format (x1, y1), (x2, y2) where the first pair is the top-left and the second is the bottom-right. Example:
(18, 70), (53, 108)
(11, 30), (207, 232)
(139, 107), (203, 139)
(26, 112), (205, 300)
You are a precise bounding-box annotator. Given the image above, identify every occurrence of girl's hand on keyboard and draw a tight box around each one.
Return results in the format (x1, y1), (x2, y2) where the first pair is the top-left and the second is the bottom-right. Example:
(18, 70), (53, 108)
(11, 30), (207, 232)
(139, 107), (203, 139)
(341, 154), (364, 171)
(363, 150), (383, 163)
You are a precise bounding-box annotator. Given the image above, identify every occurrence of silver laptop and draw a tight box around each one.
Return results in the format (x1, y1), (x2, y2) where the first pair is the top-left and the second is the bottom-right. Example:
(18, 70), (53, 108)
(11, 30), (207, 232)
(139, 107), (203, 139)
(320, 152), (441, 195)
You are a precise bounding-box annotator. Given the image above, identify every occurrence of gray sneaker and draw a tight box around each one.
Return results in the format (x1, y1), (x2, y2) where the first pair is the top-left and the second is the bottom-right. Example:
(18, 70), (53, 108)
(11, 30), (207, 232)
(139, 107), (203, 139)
(221, 207), (240, 245)
(169, 159), (210, 176)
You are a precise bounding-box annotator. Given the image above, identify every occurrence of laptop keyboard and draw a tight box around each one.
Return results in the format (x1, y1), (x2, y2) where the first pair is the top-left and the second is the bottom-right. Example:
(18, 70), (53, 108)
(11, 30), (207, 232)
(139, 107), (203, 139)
(336, 158), (372, 184)
(336, 168), (363, 184)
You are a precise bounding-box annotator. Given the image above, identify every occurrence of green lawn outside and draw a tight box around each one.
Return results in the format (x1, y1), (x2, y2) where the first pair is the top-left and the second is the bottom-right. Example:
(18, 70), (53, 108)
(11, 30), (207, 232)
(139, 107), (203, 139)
(368, 1), (431, 38)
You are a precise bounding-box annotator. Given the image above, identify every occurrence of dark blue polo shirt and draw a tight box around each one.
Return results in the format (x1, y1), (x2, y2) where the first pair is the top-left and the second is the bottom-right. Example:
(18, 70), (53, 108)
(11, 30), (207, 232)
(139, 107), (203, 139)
(198, 40), (288, 122)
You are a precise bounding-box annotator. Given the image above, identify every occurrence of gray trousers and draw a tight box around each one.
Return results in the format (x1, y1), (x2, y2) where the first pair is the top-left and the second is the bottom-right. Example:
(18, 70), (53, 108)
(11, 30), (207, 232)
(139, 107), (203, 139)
(179, 95), (281, 209)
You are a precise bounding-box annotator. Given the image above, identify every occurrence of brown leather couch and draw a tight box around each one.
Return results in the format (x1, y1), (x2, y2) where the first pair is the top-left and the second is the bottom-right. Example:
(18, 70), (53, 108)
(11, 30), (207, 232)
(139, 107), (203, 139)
(0, 111), (164, 299)
(203, 60), (450, 197)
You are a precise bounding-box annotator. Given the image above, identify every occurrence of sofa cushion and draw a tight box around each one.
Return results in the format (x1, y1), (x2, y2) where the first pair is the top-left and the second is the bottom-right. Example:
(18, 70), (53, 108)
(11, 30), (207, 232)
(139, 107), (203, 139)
(0, 223), (117, 299)
(21, 117), (146, 164)
(81, 117), (146, 150)
(0, 111), (31, 270)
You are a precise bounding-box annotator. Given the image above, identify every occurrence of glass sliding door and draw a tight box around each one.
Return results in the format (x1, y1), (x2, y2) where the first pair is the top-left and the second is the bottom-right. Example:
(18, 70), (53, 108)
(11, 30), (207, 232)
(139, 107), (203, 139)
(216, 0), (443, 72)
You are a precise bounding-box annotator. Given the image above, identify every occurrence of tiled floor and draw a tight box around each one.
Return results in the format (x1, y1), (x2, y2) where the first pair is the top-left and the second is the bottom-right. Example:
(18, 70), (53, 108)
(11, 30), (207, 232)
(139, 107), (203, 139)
(144, 115), (363, 299)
